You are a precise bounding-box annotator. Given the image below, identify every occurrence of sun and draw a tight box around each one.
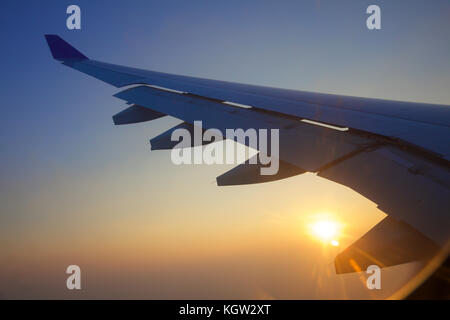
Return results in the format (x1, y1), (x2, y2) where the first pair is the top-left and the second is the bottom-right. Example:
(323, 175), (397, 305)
(309, 217), (341, 246)
(312, 220), (337, 239)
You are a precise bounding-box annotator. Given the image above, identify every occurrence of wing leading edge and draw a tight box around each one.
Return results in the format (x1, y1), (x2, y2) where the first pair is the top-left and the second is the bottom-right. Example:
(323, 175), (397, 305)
(44, 35), (450, 160)
(45, 35), (450, 273)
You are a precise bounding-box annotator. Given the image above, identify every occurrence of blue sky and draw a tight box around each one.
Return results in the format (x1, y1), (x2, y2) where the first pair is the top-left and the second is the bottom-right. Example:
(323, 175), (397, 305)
(2, 0), (449, 201)
(0, 0), (449, 298)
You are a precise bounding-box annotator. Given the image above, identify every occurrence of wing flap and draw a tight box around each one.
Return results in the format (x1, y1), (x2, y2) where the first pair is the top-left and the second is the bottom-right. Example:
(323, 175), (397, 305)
(335, 216), (439, 274)
(150, 122), (222, 150)
(216, 155), (305, 186)
(112, 105), (165, 125)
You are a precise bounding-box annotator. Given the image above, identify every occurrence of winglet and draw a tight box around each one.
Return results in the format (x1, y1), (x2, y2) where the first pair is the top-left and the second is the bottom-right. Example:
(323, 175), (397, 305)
(44, 34), (88, 61)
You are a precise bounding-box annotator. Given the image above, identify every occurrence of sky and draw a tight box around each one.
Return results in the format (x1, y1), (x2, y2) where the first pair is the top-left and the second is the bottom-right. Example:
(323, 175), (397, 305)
(0, 0), (449, 299)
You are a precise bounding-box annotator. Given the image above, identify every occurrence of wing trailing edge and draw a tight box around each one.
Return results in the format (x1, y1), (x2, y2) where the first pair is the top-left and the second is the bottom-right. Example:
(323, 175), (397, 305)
(335, 216), (439, 274)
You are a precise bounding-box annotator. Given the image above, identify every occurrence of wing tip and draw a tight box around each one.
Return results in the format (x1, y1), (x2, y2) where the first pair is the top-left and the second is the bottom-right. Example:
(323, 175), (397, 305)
(44, 34), (88, 61)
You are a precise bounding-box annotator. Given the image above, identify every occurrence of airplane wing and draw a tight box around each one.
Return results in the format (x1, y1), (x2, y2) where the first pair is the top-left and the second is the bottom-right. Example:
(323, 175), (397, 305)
(45, 35), (450, 274)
